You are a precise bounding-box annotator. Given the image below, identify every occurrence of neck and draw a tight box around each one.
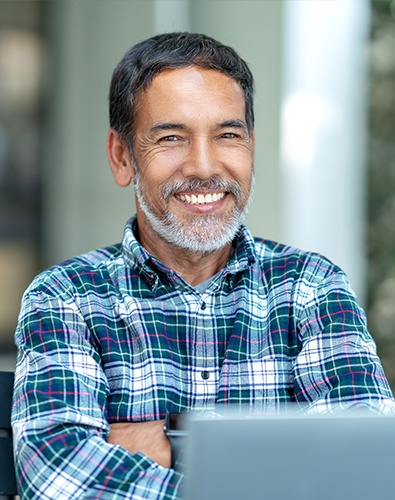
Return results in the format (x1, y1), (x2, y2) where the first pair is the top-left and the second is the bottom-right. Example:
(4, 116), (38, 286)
(136, 217), (232, 286)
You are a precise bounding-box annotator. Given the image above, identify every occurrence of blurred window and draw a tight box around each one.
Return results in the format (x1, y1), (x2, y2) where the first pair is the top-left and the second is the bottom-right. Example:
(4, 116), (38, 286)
(0, 2), (44, 353)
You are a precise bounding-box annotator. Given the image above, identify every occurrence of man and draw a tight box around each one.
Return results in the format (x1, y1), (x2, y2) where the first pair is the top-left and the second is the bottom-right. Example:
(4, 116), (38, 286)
(12, 32), (395, 499)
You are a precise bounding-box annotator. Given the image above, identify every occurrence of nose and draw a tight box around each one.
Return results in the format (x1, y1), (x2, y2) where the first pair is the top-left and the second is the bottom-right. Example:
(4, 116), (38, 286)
(182, 137), (220, 179)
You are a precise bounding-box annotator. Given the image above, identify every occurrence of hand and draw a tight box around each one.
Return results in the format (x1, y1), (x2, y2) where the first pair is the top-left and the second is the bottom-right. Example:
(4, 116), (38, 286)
(108, 419), (171, 468)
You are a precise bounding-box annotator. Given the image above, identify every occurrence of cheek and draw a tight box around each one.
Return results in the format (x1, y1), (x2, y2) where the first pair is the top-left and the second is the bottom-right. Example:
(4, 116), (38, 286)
(136, 152), (184, 189)
(219, 143), (254, 166)
(137, 170), (173, 207)
(227, 156), (254, 183)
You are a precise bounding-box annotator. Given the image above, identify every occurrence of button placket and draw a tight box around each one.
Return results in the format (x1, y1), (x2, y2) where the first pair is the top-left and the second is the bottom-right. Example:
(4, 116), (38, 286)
(197, 294), (215, 397)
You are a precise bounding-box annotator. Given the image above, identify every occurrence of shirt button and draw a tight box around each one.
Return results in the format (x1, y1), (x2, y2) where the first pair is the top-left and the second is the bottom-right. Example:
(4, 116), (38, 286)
(201, 370), (210, 380)
(201, 301), (206, 310)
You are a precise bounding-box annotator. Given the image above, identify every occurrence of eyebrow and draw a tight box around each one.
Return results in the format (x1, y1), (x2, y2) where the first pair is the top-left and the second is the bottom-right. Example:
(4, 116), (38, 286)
(150, 123), (188, 134)
(217, 120), (248, 130)
(150, 119), (248, 134)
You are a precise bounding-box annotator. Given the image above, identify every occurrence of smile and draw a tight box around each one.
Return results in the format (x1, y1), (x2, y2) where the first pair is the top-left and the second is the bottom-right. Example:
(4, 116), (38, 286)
(176, 192), (226, 205)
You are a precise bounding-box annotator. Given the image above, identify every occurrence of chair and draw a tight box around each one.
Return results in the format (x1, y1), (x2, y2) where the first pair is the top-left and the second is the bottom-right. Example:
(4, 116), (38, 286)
(0, 371), (17, 499)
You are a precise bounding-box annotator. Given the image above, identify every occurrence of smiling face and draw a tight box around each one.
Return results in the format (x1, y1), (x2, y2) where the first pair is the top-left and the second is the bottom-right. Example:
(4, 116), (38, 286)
(114, 66), (255, 256)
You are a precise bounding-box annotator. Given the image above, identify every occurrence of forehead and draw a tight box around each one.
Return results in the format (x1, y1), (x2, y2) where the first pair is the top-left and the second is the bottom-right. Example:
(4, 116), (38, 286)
(135, 66), (246, 124)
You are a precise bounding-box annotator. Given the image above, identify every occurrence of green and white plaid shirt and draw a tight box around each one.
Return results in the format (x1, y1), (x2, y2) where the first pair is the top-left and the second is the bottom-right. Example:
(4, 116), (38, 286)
(12, 216), (395, 499)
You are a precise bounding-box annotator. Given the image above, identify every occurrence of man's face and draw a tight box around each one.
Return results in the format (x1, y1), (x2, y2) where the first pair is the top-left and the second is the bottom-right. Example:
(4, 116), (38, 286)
(132, 66), (255, 254)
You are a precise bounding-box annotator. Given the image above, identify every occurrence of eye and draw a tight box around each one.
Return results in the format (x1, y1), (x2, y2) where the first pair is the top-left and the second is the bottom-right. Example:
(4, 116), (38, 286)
(220, 132), (240, 139)
(159, 135), (180, 142)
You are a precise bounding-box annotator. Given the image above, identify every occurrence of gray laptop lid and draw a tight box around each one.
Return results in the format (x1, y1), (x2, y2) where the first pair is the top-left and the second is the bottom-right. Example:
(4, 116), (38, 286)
(184, 411), (395, 500)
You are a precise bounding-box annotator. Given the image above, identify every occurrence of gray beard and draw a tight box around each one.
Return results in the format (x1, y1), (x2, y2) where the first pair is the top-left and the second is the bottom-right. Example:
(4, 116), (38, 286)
(134, 174), (254, 254)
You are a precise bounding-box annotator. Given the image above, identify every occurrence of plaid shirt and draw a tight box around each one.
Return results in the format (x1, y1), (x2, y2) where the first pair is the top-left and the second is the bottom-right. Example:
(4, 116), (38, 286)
(12, 216), (395, 499)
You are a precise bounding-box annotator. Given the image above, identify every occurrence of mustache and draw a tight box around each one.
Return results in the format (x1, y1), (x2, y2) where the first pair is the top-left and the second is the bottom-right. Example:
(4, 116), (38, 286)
(161, 176), (244, 199)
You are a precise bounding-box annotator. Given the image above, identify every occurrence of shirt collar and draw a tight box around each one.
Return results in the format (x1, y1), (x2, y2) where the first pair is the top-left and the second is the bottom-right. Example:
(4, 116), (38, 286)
(225, 224), (256, 274)
(121, 215), (257, 280)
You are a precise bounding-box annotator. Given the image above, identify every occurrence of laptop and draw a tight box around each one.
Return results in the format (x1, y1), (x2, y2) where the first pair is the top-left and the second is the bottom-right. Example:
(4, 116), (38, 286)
(183, 409), (395, 500)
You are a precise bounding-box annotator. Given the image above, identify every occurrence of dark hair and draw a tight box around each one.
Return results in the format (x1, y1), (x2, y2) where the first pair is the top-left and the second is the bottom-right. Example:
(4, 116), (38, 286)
(109, 32), (255, 144)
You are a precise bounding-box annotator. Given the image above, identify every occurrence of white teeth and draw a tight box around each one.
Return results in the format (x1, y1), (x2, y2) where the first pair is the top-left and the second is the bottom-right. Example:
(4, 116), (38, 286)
(177, 192), (225, 205)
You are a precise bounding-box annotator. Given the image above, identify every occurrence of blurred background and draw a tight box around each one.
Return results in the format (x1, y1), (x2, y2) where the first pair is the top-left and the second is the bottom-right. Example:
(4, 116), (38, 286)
(0, 0), (394, 390)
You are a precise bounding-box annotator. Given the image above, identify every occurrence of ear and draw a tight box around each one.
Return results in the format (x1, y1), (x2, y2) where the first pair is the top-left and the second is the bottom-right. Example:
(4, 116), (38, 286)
(250, 129), (256, 161)
(106, 129), (135, 187)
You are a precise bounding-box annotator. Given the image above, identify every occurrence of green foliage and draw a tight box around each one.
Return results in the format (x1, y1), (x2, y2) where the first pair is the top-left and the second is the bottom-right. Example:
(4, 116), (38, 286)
(367, 0), (395, 390)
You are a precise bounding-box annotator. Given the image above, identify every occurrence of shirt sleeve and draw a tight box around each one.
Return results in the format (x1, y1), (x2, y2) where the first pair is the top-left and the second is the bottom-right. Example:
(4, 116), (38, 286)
(293, 269), (395, 413)
(12, 285), (183, 500)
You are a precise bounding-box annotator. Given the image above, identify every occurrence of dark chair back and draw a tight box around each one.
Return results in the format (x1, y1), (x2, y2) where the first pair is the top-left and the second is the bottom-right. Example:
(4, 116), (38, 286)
(0, 371), (17, 499)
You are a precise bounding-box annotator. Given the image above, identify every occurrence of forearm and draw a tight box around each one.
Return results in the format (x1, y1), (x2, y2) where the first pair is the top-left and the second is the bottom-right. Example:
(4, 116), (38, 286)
(294, 338), (395, 413)
(14, 424), (181, 500)
(108, 420), (171, 468)
(294, 275), (395, 412)
(13, 328), (178, 498)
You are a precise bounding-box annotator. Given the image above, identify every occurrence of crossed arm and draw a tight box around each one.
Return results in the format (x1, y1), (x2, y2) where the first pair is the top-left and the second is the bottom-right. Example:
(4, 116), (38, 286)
(108, 420), (172, 469)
